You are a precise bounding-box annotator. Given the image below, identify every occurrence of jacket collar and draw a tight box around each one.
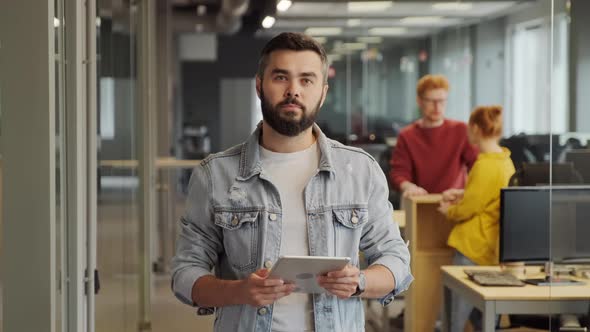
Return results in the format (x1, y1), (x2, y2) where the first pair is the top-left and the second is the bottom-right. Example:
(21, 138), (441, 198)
(237, 122), (335, 180)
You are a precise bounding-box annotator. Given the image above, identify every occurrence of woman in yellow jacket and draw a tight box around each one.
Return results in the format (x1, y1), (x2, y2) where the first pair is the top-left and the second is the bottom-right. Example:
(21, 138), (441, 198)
(438, 105), (515, 332)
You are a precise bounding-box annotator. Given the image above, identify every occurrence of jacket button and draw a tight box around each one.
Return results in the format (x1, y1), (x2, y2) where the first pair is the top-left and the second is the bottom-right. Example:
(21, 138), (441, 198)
(258, 307), (268, 315)
(269, 213), (277, 221)
(351, 216), (359, 224)
(264, 260), (273, 269)
(231, 216), (239, 226)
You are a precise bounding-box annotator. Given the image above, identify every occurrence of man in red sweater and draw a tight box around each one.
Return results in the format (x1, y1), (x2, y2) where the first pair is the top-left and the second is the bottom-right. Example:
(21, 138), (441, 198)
(390, 74), (478, 198)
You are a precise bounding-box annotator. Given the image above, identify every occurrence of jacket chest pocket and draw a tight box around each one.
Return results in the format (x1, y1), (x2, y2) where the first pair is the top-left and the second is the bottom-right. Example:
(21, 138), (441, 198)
(214, 210), (259, 271)
(332, 208), (368, 262)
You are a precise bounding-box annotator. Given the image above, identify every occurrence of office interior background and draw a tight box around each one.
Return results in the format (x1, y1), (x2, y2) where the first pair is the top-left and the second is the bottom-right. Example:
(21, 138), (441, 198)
(1, 0), (590, 331)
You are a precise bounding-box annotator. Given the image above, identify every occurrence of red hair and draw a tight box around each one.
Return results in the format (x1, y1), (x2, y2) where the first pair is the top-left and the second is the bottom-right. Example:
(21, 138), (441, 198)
(469, 105), (503, 138)
(416, 74), (449, 97)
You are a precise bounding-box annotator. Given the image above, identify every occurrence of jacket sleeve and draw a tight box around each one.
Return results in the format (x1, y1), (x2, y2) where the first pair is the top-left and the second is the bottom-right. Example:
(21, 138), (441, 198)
(446, 161), (495, 223)
(171, 163), (222, 307)
(362, 159), (413, 306)
(390, 133), (413, 191)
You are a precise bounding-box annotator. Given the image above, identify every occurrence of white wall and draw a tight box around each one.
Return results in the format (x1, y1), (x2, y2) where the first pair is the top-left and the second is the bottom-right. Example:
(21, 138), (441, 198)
(220, 78), (260, 150)
(473, 18), (506, 107)
(429, 28), (472, 122)
(506, 0), (566, 26)
(572, 0), (590, 132)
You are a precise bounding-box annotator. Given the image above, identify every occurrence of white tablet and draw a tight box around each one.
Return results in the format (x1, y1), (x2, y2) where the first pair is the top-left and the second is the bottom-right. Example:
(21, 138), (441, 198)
(268, 255), (351, 294)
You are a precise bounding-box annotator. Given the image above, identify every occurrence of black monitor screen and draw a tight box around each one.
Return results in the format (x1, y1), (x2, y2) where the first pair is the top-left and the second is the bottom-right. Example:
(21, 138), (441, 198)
(500, 186), (590, 263)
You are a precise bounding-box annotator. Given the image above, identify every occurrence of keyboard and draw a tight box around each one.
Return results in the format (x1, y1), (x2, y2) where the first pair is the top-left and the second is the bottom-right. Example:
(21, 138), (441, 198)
(464, 269), (525, 287)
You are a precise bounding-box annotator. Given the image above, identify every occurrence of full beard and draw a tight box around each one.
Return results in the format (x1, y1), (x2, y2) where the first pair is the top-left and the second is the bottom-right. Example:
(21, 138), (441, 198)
(260, 87), (322, 137)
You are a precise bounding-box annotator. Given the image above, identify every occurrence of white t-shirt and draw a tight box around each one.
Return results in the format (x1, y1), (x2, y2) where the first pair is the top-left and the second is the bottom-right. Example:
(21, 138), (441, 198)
(260, 142), (320, 332)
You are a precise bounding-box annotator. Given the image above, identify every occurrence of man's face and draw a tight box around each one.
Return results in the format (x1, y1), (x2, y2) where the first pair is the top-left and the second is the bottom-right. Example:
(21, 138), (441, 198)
(417, 88), (448, 123)
(256, 50), (329, 137)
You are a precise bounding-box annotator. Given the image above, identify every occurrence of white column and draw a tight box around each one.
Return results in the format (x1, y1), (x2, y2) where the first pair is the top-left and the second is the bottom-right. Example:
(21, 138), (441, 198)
(0, 1), (57, 331)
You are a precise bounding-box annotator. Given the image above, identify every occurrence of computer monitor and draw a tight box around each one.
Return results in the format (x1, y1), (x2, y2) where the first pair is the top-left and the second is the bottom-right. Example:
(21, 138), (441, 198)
(500, 186), (590, 263)
(565, 149), (590, 184)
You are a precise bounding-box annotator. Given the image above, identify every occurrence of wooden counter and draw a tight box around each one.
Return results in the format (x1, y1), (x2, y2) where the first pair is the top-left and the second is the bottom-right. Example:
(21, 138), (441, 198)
(403, 194), (455, 332)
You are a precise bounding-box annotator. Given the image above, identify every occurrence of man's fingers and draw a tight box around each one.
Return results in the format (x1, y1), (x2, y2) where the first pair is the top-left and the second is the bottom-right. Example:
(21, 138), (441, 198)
(321, 283), (356, 292)
(251, 289), (294, 306)
(254, 269), (270, 278)
(260, 278), (285, 287)
(318, 276), (357, 284)
(257, 284), (293, 294)
(326, 269), (356, 278)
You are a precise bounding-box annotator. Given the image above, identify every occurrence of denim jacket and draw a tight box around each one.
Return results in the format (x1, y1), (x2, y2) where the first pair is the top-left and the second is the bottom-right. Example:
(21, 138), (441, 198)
(171, 124), (413, 332)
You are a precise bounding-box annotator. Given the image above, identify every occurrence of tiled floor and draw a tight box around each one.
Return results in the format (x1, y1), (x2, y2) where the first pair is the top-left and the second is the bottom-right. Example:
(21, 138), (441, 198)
(96, 189), (216, 332)
(0, 186), (404, 332)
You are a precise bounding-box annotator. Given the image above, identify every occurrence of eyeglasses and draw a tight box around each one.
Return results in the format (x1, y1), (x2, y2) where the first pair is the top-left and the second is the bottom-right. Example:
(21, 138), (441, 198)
(420, 97), (447, 105)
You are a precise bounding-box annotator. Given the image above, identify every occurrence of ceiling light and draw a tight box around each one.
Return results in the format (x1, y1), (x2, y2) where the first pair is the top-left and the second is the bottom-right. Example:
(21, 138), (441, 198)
(305, 27), (342, 36)
(197, 5), (207, 16)
(328, 54), (343, 63)
(357, 36), (383, 43)
(276, 0), (292, 12)
(347, 1), (393, 12)
(313, 36), (327, 44)
(54, 17), (60, 28)
(368, 27), (407, 36)
(400, 16), (444, 25)
(347, 19), (361, 27)
(432, 2), (473, 11)
(262, 16), (276, 29)
(341, 42), (368, 50)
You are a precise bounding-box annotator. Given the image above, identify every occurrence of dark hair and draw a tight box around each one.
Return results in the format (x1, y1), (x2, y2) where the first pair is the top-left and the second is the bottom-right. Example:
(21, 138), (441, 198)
(257, 32), (328, 84)
(469, 105), (503, 138)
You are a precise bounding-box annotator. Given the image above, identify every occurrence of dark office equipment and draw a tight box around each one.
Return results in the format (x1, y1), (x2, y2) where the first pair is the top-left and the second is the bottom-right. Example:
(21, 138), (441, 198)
(523, 277), (584, 286)
(463, 270), (525, 286)
(566, 150), (590, 184)
(509, 162), (584, 186)
(500, 134), (536, 168)
(500, 186), (590, 264)
(526, 134), (563, 162)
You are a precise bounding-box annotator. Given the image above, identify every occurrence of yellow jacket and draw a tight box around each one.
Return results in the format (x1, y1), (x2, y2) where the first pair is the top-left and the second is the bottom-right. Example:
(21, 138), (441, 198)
(446, 147), (515, 266)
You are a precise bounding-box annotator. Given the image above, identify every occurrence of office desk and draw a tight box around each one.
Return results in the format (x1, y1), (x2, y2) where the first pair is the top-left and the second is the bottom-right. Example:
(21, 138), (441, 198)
(441, 265), (590, 332)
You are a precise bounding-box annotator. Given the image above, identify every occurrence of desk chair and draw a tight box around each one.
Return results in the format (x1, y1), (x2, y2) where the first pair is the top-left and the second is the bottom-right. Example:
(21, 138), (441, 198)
(509, 162), (584, 186)
(565, 150), (590, 184)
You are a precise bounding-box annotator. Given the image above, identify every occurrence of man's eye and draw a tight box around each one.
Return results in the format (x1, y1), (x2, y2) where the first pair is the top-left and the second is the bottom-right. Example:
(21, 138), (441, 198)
(275, 75), (287, 81)
(302, 78), (313, 85)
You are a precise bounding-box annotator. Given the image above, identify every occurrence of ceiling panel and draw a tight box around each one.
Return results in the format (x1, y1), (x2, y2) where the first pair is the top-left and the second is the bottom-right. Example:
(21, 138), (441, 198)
(279, 1), (518, 18)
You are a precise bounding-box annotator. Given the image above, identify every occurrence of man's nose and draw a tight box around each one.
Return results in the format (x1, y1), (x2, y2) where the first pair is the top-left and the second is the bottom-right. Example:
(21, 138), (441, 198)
(434, 102), (443, 112)
(285, 81), (301, 98)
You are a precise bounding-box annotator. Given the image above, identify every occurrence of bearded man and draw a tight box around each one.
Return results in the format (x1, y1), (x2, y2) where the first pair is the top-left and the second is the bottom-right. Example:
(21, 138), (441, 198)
(171, 32), (413, 332)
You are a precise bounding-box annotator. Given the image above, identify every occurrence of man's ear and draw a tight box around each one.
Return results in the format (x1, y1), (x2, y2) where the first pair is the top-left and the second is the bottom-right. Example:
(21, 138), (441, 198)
(255, 76), (262, 98)
(319, 84), (329, 108)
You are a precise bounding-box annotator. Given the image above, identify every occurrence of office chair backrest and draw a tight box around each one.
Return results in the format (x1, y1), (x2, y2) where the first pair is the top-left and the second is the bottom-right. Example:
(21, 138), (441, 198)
(565, 149), (590, 184)
(509, 162), (584, 186)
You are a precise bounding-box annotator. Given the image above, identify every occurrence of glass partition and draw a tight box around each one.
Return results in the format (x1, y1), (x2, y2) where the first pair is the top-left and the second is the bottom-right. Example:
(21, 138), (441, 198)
(550, 0), (590, 331)
(54, 0), (66, 330)
(95, 1), (140, 331)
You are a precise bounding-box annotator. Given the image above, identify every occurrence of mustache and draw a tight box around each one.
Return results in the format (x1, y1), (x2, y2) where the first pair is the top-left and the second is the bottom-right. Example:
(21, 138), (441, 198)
(278, 97), (305, 109)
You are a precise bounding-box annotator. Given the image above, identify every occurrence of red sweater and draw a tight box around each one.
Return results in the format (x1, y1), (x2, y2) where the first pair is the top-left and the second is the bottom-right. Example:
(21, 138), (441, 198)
(389, 119), (478, 193)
